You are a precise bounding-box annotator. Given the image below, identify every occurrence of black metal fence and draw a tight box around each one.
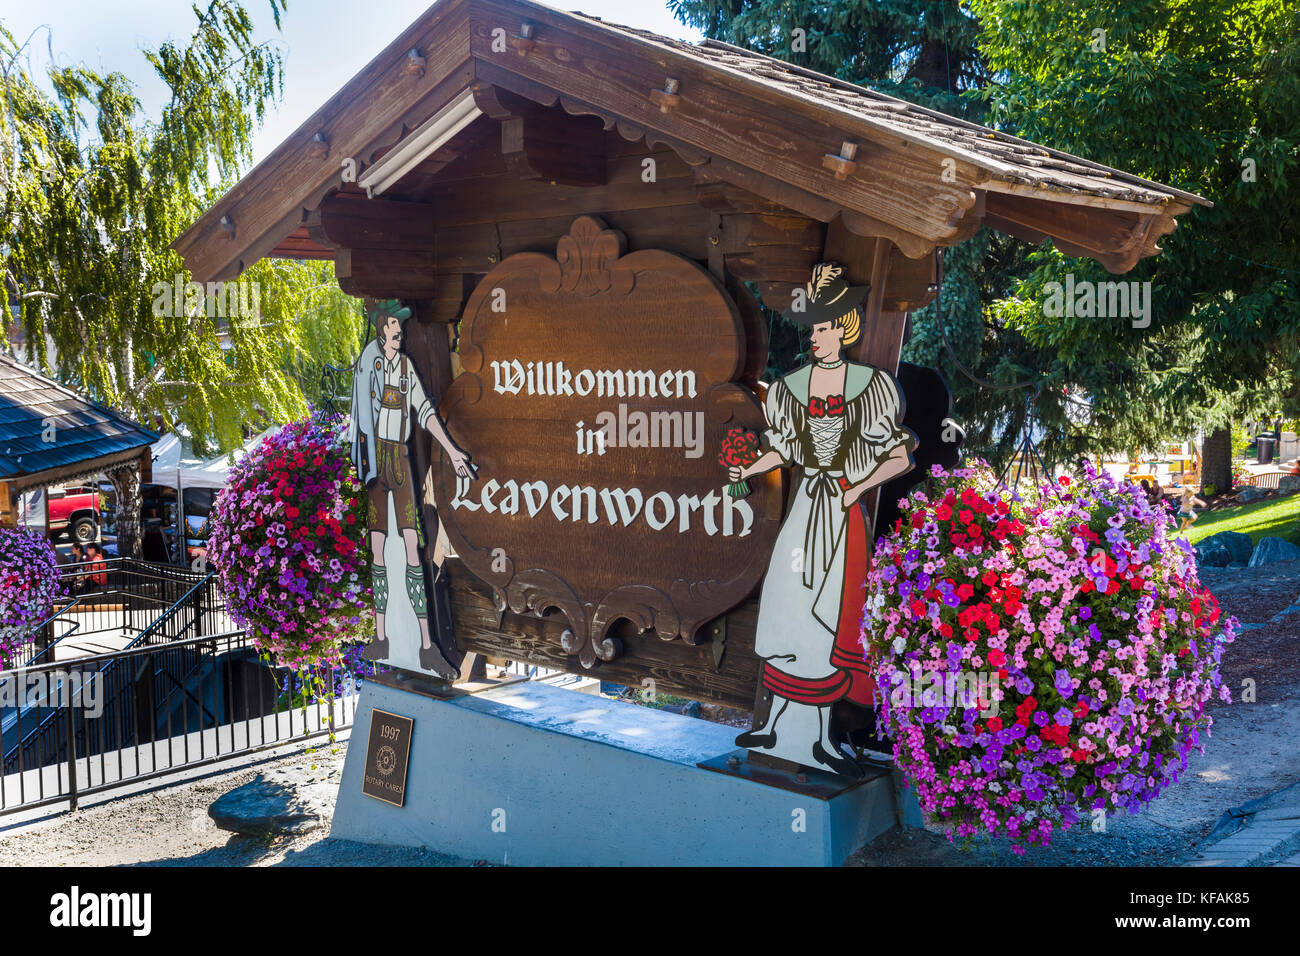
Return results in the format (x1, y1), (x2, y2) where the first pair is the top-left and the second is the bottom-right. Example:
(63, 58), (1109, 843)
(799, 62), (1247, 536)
(20, 558), (232, 668)
(0, 630), (361, 816)
(1, 557), (360, 817)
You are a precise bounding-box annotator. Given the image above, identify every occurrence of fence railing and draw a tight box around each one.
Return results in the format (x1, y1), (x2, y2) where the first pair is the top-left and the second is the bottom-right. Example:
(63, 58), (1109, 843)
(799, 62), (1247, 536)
(27, 558), (233, 666)
(0, 629), (361, 816)
(8, 568), (220, 772)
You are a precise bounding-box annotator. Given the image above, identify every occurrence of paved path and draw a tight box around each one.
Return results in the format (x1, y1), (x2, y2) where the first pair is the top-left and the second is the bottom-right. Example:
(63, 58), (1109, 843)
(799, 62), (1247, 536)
(1185, 805), (1300, 867)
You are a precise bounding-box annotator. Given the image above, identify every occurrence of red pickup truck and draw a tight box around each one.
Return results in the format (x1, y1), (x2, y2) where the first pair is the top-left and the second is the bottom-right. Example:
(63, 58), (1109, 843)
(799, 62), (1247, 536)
(45, 485), (104, 544)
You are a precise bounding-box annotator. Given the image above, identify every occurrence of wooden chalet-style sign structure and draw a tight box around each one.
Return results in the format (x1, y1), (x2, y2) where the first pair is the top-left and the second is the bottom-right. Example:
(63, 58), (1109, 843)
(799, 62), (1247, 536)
(0, 354), (157, 553)
(175, 0), (1206, 707)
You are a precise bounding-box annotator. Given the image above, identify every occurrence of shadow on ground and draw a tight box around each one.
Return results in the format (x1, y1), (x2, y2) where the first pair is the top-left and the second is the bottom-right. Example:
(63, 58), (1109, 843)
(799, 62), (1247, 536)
(129, 834), (472, 867)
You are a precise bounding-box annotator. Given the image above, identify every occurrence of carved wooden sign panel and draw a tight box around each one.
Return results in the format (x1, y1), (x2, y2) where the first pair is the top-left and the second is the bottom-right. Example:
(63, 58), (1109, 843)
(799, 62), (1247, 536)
(434, 216), (782, 667)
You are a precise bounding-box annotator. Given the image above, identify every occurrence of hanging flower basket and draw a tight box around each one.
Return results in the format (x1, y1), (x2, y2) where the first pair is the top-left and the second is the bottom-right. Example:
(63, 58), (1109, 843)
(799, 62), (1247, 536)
(208, 412), (372, 668)
(0, 528), (65, 670)
(863, 462), (1236, 852)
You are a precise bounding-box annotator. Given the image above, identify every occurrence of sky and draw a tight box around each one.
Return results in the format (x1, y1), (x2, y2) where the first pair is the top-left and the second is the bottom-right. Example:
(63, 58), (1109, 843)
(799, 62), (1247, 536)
(0, 0), (703, 167)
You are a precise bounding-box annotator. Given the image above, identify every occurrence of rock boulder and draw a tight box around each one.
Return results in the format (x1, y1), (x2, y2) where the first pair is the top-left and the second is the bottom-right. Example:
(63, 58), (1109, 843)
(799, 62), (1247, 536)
(1248, 537), (1300, 567)
(1197, 531), (1254, 566)
(209, 764), (339, 836)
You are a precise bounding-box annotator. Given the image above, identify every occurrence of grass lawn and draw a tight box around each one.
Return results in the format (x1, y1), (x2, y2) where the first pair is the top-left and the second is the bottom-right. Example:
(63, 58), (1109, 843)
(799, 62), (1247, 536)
(1184, 493), (1300, 546)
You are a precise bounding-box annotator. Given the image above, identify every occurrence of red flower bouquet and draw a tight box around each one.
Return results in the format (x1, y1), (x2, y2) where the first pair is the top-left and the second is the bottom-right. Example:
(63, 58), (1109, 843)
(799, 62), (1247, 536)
(718, 427), (761, 499)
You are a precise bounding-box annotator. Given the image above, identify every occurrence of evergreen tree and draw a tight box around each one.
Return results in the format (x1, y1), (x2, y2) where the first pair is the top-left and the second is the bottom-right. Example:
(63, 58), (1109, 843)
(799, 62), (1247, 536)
(970, 0), (1300, 482)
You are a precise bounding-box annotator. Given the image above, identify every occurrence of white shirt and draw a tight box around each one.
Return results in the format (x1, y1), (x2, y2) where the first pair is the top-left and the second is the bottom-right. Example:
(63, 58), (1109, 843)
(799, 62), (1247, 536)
(375, 353), (436, 443)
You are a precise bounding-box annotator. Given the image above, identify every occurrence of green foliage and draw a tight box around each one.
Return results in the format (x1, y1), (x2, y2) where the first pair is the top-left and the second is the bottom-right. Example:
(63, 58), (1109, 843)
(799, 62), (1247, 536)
(250, 259), (366, 413)
(669, 0), (984, 115)
(969, 0), (1300, 443)
(1231, 422), (1250, 459)
(0, 3), (358, 455)
(902, 228), (1040, 463)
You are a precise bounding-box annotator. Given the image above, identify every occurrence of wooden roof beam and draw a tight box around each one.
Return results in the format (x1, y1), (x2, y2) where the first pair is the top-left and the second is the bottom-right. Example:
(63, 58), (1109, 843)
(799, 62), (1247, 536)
(469, 1), (984, 245)
(173, 0), (472, 284)
(472, 83), (606, 186)
(984, 191), (1179, 274)
(305, 191), (442, 299)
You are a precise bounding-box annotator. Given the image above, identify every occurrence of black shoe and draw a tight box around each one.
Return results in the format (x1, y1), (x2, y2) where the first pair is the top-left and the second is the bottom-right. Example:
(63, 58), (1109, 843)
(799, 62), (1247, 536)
(735, 728), (777, 749)
(361, 637), (389, 661)
(812, 740), (867, 778)
(419, 643), (458, 680)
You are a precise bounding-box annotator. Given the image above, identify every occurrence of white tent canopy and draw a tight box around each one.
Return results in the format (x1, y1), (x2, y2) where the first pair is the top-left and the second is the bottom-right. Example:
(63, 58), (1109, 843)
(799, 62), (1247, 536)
(149, 427), (277, 492)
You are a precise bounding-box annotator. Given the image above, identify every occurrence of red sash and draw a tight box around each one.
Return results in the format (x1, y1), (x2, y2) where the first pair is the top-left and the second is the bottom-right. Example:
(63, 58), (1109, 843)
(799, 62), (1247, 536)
(829, 498), (876, 706)
(762, 500), (876, 708)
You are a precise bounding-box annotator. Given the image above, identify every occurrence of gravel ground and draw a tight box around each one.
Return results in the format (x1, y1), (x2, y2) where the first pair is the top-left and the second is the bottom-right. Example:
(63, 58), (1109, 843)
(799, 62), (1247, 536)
(0, 745), (472, 867)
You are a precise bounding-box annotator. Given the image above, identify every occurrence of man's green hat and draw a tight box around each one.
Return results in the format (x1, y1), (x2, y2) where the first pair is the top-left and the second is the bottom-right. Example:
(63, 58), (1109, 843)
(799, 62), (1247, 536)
(368, 299), (411, 330)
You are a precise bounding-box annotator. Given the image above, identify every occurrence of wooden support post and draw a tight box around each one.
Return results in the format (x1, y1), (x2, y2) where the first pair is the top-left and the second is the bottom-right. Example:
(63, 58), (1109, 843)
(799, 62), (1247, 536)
(107, 455), (145, 559)
(402, 297), (462, 571)
(0, 482), (16, 529)
(826, 234), (910, 539)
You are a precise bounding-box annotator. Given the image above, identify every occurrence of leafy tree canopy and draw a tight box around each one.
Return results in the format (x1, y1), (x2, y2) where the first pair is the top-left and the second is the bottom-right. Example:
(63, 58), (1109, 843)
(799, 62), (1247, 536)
(0, 1), (363, 455)
(969, 0), (1300, 459)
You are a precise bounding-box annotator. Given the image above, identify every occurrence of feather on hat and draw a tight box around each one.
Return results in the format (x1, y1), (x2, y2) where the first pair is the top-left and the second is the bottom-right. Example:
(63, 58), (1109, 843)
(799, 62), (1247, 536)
(781, 261), (871, 325)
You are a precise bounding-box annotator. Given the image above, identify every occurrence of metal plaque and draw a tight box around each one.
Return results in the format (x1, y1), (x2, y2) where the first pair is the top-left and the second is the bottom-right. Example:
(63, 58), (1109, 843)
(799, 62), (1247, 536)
(362, 708), (414, 806)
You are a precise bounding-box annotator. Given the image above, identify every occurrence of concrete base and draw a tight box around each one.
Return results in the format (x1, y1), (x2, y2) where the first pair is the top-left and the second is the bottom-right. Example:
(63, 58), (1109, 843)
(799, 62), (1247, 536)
(332, 680), (919, 866)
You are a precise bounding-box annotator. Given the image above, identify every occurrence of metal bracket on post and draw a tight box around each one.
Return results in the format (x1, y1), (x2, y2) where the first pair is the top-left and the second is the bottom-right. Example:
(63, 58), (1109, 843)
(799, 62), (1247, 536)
(706, 614), (726, 670)
(707, 214), (724, 279)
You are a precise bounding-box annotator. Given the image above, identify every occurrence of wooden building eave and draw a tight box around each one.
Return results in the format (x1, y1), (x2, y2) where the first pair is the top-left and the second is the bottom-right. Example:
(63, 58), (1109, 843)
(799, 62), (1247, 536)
(175, 0), (1208, 285)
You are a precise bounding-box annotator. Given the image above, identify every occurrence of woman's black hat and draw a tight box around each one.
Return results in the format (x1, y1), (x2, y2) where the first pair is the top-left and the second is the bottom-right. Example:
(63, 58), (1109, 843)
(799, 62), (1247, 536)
(781, 262), (871, 325)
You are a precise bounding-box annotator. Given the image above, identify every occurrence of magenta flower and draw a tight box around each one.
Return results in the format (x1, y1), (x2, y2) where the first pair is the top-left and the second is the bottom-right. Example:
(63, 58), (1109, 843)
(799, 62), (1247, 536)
(207, 411), (373, 667)
(0, 528), (67, 668)
(862, 461), (1235, 852)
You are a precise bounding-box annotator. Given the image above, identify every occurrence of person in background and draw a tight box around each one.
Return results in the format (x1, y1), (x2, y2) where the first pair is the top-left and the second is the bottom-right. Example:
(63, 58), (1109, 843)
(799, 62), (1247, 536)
(85, 542), (108, 589)
(1178, 487), (1207, 532)
(66, 543), (86, 593)
(1150, 479), (1177, 519)
(1147, 478), (1165, 510)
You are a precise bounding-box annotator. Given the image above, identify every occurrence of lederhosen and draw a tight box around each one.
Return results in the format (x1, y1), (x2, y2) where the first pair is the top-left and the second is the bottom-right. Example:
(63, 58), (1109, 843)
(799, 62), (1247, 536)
(367, 354), (421, 538)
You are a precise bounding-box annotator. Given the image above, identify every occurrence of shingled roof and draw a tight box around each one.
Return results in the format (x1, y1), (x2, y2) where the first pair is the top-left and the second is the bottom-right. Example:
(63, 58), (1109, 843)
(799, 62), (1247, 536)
(599, 31), (1206, 211)
(174, 0), (1208, 284)
(0, 354), (159, 490)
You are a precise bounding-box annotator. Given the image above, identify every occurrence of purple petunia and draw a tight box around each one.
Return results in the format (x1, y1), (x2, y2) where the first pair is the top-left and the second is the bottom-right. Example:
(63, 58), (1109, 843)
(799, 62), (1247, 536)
(861, 460), (1235, 854)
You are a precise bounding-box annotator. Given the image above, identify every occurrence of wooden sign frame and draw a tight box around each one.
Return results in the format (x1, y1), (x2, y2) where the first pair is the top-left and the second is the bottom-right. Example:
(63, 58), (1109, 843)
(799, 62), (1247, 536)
(433, 216), (783, 668)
